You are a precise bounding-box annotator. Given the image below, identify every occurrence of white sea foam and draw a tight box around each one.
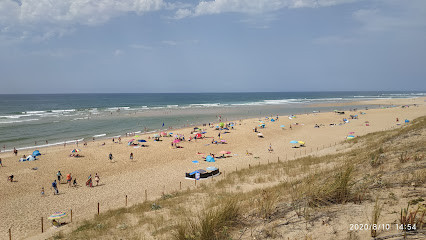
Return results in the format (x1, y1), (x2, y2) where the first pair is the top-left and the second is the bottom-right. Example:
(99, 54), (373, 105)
(0, 119), (39, 124)
(93, 134), (106, 138)
(52, 109), (76, 113)
(189, 103), (221, 107)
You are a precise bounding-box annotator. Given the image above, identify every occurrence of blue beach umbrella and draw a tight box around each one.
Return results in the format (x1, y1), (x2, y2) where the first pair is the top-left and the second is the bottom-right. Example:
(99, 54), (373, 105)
(192, 160), (199, 163)
(280, 125), (285, 128)
(290, 140), (299, 144)
(405, 119), (409, 123)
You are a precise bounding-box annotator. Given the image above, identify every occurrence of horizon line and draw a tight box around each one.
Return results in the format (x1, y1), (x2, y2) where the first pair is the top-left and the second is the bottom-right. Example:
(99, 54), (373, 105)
(0, 90), (425, 95)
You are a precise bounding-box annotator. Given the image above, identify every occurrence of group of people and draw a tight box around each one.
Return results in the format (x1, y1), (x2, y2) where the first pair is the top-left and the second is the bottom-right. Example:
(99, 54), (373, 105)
(86, 173), (100, 187)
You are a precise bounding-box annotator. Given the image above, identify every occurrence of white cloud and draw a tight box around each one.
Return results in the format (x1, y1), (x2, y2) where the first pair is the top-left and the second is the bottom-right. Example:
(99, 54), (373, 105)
(352, 3), (426, 33)
(174, 0), (360, 19)
(162, 40), (177, 45)
(129, 44), (153, 50)
(0, 0), (166, 40)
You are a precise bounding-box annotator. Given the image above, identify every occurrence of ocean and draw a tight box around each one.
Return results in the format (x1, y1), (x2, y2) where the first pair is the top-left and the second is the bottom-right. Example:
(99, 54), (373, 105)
(0, 91), (424, 151)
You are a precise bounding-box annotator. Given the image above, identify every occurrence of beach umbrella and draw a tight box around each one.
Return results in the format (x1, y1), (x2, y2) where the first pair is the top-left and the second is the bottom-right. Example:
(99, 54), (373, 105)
(219, 122), (225, 128)
(201, 131), (207, 134)
(280, 125), (285, 128)
(405, 119), (409, 123)
(32, 150), (41, 156)
(195, 133), (202, 138)
(128, 139), (135, 143)
(347, 136), (355, 140)
(138, 139), (147, 142)
(71, 149), (81, 153)
(26, 155), (35, 161)
(48, 212), (67, 220)
(271, 119), (275, 122)
(192, 160), (199, 164)
(348, 135), (355, 138)
(173, 139), (180, 143)
(290, 140), (299, 144)
(160, 132), (167, 136)
(298, 141), (305, 145)
(206, 155), (215, 162)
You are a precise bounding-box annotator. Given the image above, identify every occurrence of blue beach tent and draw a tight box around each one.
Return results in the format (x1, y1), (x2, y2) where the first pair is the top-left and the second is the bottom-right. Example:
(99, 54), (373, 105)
(32, 150), (41, 157)
(206, 155), (215, 162)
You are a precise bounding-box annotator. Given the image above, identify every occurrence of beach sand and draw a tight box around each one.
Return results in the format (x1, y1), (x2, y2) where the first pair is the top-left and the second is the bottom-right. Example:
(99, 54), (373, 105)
(0, 97), (425, 239)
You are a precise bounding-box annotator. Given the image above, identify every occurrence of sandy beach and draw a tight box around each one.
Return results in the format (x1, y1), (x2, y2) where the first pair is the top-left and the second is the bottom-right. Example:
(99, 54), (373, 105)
(0, 97), (425, 239)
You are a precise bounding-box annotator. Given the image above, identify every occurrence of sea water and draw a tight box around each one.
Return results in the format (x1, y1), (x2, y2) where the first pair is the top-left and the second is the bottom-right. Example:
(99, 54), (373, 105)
(0, 91), (424, 151)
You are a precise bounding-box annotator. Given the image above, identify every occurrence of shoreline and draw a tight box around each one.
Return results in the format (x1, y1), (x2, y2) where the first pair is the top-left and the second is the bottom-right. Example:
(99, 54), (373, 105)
(1, 97), (422, 153)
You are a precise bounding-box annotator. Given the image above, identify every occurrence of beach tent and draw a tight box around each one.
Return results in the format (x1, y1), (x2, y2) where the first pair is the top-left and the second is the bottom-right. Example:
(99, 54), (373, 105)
(405, 119), (410, 123)
(32, 150), (41, 157)
(270, 119), (275, 122)
(206, 155), (215, 162)
(26, 155), (35, 161)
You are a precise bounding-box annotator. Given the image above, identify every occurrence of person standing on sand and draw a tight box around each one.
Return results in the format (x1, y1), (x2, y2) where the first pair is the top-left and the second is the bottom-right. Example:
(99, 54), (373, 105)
(94, 173), (100, 186)
(52, 180), (58, 195)
(66, 173), (72, 187)
(109, 153), (113, 162)
(13, 147), (18, 156)
(130, 153), (133, 161)
(57, 171), (62, 183)
(41, 187), (45, 196)
(0, 158), (2, 167)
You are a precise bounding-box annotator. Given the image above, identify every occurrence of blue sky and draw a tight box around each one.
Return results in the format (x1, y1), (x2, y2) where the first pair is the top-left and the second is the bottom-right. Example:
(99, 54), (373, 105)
(0, 0), (425, 93)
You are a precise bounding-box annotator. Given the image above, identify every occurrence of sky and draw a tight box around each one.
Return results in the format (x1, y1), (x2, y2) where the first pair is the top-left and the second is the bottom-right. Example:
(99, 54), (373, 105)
(0, 0), (425, 94)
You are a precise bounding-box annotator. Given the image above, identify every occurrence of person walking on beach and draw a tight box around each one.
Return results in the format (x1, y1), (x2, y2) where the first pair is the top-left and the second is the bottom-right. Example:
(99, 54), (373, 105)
(41, 187), (45, 196)
(109, 153), (113, 162)
(86, 174), (93, 187)
(130, 153), (133, 161)
(13, 147), (18, 156)
(0, 158), (2, 167)
(57, 171), (62, 183)
(268, 143), (273, 153)
(94, 173), (100, 186)
(52, 180), (59, 195)
(66, 173), (72, 187)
